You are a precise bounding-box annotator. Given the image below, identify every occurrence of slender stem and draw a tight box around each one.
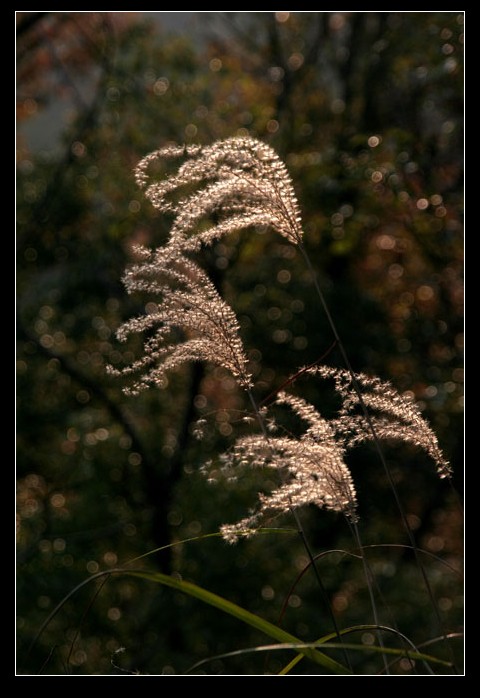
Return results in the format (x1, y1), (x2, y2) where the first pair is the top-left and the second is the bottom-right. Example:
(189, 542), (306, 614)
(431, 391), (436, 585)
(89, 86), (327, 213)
(298, 241), (458, 673)
(258, 340), (338, 408)
(351, 520), (390, 675)
(65, 575), (110, 672)
(246, 387), (353, 671)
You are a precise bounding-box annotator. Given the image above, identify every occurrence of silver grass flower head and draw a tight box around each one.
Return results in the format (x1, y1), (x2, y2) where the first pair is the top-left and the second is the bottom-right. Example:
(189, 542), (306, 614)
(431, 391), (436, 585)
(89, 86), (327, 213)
(309, 365), (452, 480)
(134, 136), (304, 252)
(216, 362), (451, 543)
(218, 392), (358, 544)
(107, 247), (252, 394)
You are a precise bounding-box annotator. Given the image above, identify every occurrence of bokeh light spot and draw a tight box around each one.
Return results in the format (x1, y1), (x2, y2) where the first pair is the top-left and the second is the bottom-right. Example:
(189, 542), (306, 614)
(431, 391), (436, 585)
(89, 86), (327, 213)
(51, 494), (65, 509)
(209, 58), (222, 72)
(261, 585), (275, 600)
(103, 551), (118, 566)
(417, 285), (435, 301)
(108, 607), (122, 621)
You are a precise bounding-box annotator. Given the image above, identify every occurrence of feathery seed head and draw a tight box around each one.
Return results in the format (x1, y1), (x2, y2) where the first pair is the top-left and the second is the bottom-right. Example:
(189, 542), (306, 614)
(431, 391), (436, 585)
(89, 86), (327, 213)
(308, 365), (452, 480)
(134, 136), (304, 250)
(215, 363), (451, 542)
(107, 249), (252, 394)
(217, 395), (359, 543)
(109, 137), (451, 547)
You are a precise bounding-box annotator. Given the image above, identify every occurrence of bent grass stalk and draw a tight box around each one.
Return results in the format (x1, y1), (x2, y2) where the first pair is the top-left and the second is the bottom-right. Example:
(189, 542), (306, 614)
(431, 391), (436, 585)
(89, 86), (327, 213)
(26, 563), (350, 675)
(25, 531), (459, 675)
(186, 635), (453, 676)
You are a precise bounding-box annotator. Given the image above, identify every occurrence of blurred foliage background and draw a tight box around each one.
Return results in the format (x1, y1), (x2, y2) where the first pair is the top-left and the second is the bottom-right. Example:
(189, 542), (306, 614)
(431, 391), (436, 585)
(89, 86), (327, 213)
(16, 12), (464, 675)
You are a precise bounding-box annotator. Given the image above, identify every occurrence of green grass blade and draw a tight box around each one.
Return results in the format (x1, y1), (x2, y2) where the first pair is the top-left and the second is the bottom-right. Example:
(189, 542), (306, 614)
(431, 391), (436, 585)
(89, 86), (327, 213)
(278, 623), (452, 675)
(187, 640), (454, 675)
(279, 653), (304, 675)
(126, 569), (351, 675)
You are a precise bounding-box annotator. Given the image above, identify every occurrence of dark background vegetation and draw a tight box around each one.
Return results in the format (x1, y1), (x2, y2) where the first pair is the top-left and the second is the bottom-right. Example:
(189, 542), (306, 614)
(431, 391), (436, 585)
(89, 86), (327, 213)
(16, 11), (464, 675)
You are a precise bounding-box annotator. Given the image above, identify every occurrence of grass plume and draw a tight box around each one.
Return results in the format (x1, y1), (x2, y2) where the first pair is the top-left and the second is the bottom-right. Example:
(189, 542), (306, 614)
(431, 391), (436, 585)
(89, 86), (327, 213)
(105, 135), (456, 674)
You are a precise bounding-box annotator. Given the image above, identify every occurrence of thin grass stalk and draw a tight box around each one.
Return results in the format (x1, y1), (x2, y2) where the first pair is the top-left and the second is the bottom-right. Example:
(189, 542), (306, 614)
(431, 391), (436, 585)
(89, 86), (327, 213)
(279, 543), (461, 674)
(246, 386), (353, 671)
(348, 528), (438, 674)
(350, 519), (391, 674)
(186, 636), (452, 676)
(298, 240), (458, 673)
(65, 574), (110, 673)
